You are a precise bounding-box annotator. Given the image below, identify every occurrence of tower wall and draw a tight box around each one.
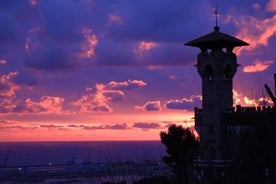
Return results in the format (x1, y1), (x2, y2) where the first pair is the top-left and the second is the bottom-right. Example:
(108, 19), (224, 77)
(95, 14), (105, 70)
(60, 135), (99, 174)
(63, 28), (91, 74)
(196, 49), (238, 160)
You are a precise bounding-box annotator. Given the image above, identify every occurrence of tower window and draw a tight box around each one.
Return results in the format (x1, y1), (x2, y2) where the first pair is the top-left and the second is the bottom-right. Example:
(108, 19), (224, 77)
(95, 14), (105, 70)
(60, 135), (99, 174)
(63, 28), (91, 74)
(205, 65), (213, 81)
(224, 65), (232, 80)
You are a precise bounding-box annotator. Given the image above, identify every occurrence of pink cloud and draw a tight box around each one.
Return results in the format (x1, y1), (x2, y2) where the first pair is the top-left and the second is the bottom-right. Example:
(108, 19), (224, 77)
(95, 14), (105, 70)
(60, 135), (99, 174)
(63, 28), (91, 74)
(0, 59), (7, 65)
(73, 93), (113, 113)
(72, 83), (114, 113)
(24, 96), (65, 113)
(107, 79), (147, 90)
(134, 41), (158, 57)
(135, 101), (162, 111)
(78, 28), (98, 59)
(73, 79), (146, 113)
(233, 90), (273, 107)
(146, 65), (164, 70)
(29, 0), (37, 6)
(228, 14), (276, 52)
(165, 95), (202, 110)
(169, 75), (177, 79)
(266, 0), (276, 12)
(0, 72), (19, 113)
(242, 59), (273, 73)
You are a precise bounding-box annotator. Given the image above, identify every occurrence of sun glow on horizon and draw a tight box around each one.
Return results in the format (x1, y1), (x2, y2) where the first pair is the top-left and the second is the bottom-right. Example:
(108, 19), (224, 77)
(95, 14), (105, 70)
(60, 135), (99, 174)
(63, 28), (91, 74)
(0, 110), (194, 142)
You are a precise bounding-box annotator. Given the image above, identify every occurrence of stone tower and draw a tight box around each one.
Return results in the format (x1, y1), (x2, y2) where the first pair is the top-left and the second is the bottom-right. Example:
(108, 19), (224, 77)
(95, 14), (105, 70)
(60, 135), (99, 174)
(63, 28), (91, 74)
(185, 26), (249, 160)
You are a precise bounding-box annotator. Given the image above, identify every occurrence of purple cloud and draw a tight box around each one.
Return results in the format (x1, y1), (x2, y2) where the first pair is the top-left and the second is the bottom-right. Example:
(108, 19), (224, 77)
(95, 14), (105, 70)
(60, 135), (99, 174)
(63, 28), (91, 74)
(40, 124), (64, 128)
(103, 91), (125, 102)
(135, 101), (162, 111)
(0, 125), (37, 130)
(80, 123), (128, 130)
(67, 124), (79, 128)
(133, 122), (160, 129)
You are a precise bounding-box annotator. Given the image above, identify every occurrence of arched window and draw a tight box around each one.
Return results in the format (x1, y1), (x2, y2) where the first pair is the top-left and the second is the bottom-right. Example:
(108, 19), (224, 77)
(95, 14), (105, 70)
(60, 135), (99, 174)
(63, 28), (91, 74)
(224, 65), (232, 80)
(205, 65), (213, 81)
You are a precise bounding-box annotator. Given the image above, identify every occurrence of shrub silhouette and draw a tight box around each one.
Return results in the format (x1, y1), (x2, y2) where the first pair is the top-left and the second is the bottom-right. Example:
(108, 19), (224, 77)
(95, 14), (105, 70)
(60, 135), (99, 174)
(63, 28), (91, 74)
(160, 124), (199, 184)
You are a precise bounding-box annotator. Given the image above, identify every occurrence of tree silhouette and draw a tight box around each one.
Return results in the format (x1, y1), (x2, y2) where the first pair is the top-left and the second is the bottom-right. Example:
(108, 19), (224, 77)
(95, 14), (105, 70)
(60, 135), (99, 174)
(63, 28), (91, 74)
(160, 124), (199, 184)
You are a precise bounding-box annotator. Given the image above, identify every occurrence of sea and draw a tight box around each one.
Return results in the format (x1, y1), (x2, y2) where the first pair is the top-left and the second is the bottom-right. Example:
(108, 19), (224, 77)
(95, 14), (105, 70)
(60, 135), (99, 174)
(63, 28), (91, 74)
(0, 141), (166, 166)
(0, 141), (169, 183)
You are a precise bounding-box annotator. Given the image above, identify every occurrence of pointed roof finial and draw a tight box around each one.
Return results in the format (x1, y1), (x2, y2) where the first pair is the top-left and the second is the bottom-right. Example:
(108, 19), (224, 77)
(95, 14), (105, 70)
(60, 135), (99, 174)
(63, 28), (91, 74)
(214, 2), (219, 31)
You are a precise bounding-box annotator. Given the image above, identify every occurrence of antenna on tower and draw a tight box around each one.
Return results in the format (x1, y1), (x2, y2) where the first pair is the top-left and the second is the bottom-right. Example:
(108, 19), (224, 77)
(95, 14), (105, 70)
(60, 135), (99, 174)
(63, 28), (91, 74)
(215, 5), (218, 26)
(214, 1), (219, 31)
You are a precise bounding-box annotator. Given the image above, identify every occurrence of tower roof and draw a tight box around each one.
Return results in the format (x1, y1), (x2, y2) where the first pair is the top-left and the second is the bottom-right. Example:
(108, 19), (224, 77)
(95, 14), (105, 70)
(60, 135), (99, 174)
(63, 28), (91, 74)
(185, 26), (249, 49)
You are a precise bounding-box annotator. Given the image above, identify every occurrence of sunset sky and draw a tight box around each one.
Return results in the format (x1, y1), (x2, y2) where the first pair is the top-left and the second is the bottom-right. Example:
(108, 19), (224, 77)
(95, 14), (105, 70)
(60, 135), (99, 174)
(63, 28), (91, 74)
(0, 0), (275, 141)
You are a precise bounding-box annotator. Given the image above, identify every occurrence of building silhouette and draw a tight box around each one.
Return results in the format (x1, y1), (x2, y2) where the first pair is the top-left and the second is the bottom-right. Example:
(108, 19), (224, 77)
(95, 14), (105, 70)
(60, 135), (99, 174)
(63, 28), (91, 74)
(185, 24), (276, 184)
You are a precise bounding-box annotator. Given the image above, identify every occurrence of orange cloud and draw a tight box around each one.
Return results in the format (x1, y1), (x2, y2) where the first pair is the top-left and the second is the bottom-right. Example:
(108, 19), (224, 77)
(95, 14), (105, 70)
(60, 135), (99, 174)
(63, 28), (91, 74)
(243, 59), (273, 73)
(266, 0), (276, 12)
